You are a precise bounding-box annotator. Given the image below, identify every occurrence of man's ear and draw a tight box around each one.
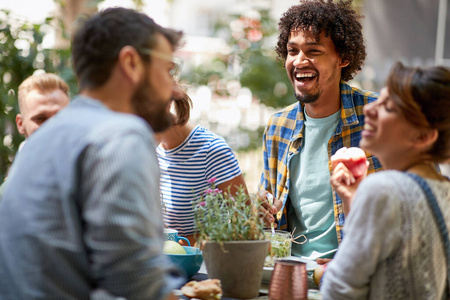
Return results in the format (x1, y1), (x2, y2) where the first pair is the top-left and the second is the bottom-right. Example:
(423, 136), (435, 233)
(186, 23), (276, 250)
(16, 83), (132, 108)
(339, 59), (350, 68)
(117, 46), (145, 85)
(16, 114), (25, 135)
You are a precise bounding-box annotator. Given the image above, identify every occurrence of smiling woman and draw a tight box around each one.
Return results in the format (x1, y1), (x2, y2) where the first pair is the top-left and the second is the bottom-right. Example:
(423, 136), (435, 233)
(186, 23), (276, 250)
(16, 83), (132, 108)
(324, 62), (450, 299)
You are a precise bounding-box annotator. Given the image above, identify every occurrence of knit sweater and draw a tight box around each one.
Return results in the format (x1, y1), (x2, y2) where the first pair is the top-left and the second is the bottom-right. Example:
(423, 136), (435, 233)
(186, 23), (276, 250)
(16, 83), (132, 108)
(322, 170), (450, 300)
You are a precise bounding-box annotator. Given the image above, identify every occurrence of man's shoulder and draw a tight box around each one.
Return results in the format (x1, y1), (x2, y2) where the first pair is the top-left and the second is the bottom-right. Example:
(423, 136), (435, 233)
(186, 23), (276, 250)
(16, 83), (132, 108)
(26, 96), (153, 156)
(341, 82), (379, 103)
(352, 86), (378, 101)
(66, 96), (151, 136)
(263, 102), (301, 142)
(268, 102), (300, 125)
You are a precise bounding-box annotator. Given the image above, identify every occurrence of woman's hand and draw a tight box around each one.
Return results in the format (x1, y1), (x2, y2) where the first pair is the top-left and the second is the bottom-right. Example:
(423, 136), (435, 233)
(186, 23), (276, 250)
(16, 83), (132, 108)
(330, 147), (369, 216)
(330, 162), (358, 206)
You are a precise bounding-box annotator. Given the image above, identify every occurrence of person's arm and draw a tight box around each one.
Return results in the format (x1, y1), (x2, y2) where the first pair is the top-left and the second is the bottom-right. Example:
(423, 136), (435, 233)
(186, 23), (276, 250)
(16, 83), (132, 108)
(257, 125), (282, 227)
(205, 135), (282, 226)
(204, 136), (244, 193)
(216, 173), (247, 196)
(216, 174), (284, 225)
(259, 126), (272, 194)
(330, 147), (369, 216)
(80, 125), (184, 299)
(321, 174), (402, 299)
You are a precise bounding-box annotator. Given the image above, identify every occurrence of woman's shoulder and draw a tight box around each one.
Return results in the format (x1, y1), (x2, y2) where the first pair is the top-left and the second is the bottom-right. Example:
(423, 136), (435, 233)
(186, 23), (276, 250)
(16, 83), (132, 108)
(364, 170), (450, 191)
(355, 170), (420, 207)
(192, 126), (230, 148)
(357, 170), (448, 208)
(360, 170), (408, 189)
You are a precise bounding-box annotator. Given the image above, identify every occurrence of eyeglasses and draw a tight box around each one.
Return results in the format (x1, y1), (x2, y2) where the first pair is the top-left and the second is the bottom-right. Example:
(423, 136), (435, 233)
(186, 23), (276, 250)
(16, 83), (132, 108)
(138, 48), (182, 80)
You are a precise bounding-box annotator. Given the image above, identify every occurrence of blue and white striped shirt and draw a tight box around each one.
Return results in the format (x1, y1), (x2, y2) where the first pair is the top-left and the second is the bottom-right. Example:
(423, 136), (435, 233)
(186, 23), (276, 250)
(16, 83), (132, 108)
(157, 125), (242, 236)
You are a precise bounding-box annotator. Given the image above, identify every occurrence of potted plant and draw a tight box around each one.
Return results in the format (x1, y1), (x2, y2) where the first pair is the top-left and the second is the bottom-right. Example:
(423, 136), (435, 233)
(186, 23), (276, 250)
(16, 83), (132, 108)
(193, 178), (269, 299)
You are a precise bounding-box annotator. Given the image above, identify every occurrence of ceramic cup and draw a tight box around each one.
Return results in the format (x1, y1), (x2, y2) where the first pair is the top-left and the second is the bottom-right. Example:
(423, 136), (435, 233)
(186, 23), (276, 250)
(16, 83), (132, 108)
(163, 228), (191, 246)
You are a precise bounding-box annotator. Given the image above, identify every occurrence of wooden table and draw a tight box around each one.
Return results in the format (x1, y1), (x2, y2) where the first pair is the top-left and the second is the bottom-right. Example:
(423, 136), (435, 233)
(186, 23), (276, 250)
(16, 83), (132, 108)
(179, 263), (322, 300)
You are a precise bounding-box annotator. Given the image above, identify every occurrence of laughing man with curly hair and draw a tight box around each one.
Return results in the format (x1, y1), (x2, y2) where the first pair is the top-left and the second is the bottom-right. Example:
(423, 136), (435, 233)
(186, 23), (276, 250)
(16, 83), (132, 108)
(258, 0), (382, 261)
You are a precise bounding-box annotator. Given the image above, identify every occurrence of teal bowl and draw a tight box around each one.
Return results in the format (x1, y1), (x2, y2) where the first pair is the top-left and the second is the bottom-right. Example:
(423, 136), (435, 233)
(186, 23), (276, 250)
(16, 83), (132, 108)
(166, 246), (203, 278)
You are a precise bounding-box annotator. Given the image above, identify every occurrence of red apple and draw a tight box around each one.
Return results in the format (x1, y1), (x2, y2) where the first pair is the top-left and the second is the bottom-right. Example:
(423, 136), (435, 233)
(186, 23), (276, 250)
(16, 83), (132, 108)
(331, 147), (368, 178)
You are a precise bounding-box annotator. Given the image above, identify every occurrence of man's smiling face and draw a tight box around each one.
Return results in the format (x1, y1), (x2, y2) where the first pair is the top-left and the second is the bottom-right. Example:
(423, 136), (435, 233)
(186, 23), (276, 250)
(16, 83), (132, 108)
(285, 29), (348, 104)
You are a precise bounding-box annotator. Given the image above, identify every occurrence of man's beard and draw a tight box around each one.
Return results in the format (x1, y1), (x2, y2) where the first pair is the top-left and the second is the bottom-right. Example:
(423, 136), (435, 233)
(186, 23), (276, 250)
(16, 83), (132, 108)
(294, 91), (320, 104)
(131, 74), (174, 133)
(291, 70), (320, 104)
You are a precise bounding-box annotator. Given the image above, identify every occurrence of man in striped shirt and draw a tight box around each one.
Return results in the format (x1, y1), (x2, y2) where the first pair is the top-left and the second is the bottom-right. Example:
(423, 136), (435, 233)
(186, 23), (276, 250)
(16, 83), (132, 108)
(259, 0), (382, 261)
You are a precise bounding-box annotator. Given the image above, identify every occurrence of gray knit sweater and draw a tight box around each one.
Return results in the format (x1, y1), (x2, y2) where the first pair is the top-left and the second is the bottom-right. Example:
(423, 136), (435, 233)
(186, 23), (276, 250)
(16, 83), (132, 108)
(322, 170), (450, 300)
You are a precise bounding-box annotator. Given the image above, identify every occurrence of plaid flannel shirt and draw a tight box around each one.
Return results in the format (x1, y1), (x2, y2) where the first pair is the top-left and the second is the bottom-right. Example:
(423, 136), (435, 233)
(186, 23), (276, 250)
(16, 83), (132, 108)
(259, 82), (382, 243)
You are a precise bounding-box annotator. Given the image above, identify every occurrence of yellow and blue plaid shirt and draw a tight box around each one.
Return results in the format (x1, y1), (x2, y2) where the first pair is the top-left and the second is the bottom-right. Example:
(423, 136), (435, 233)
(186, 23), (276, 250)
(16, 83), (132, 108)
(259, 82), (382, 243)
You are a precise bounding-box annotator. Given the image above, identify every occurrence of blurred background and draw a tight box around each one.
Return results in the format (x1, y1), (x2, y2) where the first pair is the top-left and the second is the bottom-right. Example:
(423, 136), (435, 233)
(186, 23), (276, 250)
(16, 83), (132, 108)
(1, 0), (449, 190)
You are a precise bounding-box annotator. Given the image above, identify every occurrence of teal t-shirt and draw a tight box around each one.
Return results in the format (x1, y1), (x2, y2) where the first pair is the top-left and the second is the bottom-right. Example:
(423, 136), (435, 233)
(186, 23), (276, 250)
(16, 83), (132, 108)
(288, 109), (340, 259)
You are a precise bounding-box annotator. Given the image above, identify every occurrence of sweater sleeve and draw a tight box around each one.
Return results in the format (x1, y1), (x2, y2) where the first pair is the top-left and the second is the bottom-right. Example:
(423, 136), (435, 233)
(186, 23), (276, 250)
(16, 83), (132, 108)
(321, 173), (402, 299)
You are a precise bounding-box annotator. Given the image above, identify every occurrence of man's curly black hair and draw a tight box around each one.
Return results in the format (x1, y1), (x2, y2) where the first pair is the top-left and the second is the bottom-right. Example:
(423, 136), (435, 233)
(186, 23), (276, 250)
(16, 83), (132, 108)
(276, 0), (365, 81)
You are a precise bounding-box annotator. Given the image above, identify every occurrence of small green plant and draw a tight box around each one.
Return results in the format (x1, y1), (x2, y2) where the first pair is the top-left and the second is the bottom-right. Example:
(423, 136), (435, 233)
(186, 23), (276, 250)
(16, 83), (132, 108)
(193, 178), (265, 245)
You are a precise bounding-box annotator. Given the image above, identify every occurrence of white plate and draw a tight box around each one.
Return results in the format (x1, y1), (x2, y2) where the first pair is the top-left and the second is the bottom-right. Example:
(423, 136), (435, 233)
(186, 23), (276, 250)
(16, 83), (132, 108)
(283, 256), (319, 271)
(262, 266), (274, 283)
(261, 256), (319, 283)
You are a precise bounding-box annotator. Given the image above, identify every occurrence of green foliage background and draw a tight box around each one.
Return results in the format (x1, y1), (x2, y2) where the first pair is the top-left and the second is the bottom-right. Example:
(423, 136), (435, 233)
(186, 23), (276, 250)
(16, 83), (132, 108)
(181, 9), (295, 109)
(0, 10), (77, 182)
(0, 1), (365, 180)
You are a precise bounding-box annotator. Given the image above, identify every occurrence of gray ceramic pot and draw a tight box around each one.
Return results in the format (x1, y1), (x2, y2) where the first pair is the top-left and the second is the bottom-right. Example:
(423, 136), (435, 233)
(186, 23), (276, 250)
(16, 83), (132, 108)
(202, 240), (270, 299)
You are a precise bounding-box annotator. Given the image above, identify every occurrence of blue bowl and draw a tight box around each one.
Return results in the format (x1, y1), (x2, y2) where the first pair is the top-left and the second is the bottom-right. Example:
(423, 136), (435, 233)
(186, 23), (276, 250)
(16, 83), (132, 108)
(166, 246), (203, 278)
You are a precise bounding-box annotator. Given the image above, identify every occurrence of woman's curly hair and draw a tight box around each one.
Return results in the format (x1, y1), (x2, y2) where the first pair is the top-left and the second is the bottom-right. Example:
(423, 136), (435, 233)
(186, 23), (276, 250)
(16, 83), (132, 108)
(276, 0), (365, 81)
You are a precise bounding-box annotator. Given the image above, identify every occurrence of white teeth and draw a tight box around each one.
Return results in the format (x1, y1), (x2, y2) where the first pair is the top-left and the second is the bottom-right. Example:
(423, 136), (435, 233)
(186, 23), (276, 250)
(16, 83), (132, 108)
(296, 73), (315, 79)
(364, 123), (375, 131)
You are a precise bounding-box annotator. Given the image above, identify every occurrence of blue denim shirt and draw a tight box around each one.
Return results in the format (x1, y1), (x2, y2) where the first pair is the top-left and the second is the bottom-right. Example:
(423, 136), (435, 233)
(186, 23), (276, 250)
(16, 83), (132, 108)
(0, 96), (185, 299)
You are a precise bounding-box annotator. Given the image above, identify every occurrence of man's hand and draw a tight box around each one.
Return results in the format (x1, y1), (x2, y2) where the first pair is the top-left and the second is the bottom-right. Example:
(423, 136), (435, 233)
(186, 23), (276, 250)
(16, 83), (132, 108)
(315, 258), (332, 265)
(257, 190), (283, 228)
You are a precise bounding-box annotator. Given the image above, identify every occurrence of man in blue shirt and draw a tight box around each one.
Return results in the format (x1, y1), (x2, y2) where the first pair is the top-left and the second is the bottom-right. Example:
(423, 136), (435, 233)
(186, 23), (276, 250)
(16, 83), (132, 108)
(0, 8), (185, 299)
